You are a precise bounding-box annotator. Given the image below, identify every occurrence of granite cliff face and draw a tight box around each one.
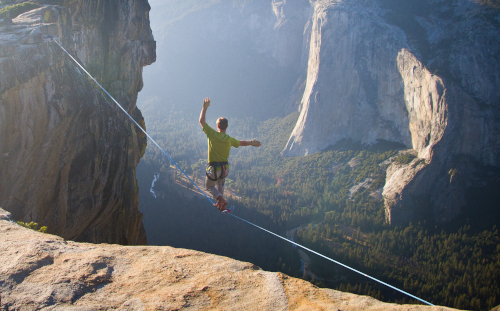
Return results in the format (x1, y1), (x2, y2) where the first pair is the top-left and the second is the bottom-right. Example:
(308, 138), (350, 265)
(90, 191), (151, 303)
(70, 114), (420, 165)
(0, 208), (459, 310)
(283, 0), (412, 156)
(280, 0), (500, 224)
(0, 0), (155, 244)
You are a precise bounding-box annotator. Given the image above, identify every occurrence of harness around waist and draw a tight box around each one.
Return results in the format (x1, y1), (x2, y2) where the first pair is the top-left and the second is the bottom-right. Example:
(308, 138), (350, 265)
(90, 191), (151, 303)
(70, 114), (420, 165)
(206, 161), (229, 181)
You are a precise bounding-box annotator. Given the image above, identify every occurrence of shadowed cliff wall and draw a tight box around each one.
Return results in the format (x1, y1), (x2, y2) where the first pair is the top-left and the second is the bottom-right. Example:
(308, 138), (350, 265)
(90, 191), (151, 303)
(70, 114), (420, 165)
(0, 0), (156, 244)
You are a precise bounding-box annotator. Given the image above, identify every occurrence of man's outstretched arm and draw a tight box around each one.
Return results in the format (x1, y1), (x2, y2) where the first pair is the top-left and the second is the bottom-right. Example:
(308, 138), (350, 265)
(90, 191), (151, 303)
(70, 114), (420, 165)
(240, 139), (261, 147)
(199, 97), (210, 128)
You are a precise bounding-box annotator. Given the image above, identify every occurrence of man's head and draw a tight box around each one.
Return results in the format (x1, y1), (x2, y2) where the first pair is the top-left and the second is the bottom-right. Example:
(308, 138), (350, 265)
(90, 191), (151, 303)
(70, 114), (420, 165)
(217, 117), (228, 131)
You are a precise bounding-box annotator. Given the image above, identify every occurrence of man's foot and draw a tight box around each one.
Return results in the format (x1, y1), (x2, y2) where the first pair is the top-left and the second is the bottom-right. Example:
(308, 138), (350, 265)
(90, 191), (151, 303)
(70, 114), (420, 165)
(222, 205), (235, 214)
(219, 200), (228, 212)
(214, 196), (227, 212)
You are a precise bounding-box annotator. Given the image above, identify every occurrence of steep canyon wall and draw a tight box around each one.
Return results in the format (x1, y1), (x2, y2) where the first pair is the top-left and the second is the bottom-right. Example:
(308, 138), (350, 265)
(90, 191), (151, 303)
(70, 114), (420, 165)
(0, 0), (156, 244)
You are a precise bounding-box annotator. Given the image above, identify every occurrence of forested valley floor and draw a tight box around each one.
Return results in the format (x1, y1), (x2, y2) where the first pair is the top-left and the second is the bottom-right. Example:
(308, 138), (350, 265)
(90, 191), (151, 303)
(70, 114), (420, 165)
(137, 102), (500, 311)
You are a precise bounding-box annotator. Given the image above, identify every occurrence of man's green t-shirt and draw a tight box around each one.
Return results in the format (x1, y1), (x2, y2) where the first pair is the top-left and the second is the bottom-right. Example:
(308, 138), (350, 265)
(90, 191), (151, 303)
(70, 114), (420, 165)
(203, 123), (240, 163)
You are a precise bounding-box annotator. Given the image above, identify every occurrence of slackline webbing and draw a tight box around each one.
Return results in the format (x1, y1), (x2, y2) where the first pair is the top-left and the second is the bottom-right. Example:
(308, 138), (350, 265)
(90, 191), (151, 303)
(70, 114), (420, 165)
(52, 38), (434, 307)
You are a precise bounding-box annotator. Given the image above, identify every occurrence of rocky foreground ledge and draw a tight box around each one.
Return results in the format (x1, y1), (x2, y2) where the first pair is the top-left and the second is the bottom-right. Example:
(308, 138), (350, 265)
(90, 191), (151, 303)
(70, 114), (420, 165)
(0, 208), (457, 310)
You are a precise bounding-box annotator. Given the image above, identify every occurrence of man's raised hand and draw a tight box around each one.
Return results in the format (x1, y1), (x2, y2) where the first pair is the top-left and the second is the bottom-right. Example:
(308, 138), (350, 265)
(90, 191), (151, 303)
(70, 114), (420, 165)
(199, 97), (210, 127)
(203, 97), (211, 109)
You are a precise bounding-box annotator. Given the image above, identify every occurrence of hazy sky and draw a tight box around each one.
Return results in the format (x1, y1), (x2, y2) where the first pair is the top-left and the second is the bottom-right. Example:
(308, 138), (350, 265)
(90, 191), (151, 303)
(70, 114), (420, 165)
(138, 0), (302, 121)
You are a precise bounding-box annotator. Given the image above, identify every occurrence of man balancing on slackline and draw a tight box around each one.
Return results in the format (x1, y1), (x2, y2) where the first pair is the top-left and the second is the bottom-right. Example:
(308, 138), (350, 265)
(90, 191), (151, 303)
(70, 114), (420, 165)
(199, 97), (261, 212)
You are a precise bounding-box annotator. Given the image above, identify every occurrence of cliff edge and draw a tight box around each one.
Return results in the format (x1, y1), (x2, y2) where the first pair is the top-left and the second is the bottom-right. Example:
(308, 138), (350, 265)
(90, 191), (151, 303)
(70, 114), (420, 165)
(0, 208), (458, 310)
(0, 0), (155, 244)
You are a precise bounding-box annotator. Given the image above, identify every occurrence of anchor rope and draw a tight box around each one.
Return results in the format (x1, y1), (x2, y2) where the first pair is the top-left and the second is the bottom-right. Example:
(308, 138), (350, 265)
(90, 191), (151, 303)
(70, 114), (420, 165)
(52, 38), (434, 307)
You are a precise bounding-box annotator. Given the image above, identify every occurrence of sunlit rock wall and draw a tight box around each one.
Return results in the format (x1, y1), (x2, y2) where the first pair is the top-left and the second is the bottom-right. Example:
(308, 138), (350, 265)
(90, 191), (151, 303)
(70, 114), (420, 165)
(282, 1), (411, 157)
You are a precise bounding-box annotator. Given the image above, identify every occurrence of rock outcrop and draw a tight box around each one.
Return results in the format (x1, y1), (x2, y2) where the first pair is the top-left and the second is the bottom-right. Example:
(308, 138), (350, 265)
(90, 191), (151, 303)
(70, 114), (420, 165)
(0, 1), (155, 244)
(280, 0), (500, 224)
(0, 207), (458, 310)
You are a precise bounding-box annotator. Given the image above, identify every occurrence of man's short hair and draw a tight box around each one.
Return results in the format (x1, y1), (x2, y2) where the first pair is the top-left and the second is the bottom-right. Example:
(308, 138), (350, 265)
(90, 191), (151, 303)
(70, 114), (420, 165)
(217, 117), (228, 130)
